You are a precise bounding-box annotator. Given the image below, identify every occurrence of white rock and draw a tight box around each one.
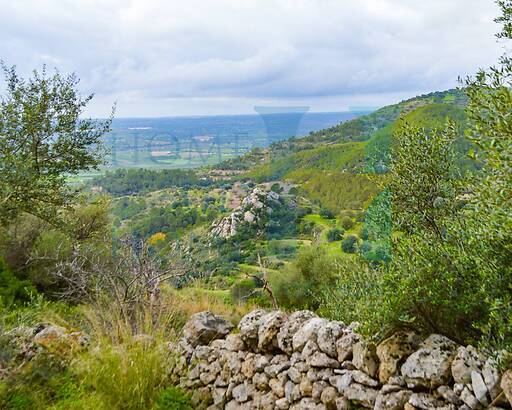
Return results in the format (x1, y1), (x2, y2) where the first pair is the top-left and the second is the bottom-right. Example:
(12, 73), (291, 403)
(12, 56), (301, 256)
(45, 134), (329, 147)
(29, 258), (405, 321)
(471, 370), (489, 406)
(317, 321), (344, 358)
(278, 311), (316, 354)
(292, 318), (328, 353)
(451, 346), (484, 384)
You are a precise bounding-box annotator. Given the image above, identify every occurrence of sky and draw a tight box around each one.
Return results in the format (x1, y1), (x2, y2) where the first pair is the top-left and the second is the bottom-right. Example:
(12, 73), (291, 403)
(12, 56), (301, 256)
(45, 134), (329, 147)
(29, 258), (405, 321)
(0, 0), (505, 117)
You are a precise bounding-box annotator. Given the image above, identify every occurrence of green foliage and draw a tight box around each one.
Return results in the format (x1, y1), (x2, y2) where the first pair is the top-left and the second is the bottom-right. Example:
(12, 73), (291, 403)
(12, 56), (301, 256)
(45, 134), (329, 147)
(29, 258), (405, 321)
(0, 259), (35, 307)
(77, 341), (172, 410)
(301, 173), (380, 214)
(272, 246), (338, 310)
(319, 208), (335, 220)
(0, 64), (112, 225)
(326, 227), (344, 242)
(230, 278), (259, 304)
(341, 216), (354, 230)
(92, 168), (212, 196)
(360, 190), (391, 262)
(153, 386), (193, 410)
(341, 235), (358, 253)
(0, 198), (111, 297)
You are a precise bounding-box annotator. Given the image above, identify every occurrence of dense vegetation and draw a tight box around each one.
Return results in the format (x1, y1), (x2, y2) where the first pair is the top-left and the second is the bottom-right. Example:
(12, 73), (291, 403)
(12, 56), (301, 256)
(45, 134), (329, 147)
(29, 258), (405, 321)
(91, 168), (212, 196)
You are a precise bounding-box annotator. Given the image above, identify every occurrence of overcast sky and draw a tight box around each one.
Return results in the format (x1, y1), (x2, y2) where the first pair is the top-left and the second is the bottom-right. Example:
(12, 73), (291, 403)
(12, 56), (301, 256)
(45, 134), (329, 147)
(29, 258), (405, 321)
(0, 0), (505, 117)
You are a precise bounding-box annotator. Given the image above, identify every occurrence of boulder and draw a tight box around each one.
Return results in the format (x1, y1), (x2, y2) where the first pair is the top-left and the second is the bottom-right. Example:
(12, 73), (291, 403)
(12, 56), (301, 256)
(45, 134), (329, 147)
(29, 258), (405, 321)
(376, 331), (421, 383)
(400, 334), (458, 388)
(336, 331), (360, 362)
(317, 321), (344, 358)
(277, 310), (315, 354)
(292, 317), (328, 353)
(182, 311), (234, 347)
(352, 341), (379, 378)
(258, 310), (287, 351)
(451, 345), (484, 384)
(238, 309), (267, 348)
(33, 325), (68, 347)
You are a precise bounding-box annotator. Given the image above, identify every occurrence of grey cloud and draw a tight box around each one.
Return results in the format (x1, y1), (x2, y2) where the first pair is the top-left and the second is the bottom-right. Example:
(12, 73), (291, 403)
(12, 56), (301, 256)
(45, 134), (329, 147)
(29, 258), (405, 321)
(0, 0), (503, 116)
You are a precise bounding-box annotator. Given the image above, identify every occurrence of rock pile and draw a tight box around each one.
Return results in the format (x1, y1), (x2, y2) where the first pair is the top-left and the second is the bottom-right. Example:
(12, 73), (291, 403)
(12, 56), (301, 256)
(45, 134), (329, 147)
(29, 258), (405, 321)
(210, 188), (281, 239)
(174, 309), (512, 410)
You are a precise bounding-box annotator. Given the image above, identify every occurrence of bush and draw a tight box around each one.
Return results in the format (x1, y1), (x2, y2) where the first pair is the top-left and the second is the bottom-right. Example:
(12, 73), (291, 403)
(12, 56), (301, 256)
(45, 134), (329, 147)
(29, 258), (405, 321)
(271, 247), (338, 310)
(341, 216), (354, 230)
(0, 259), (35, 306)
(326, 227), (344, 242)
(341, 235), (358, 253)
(319, 208), (334, 219)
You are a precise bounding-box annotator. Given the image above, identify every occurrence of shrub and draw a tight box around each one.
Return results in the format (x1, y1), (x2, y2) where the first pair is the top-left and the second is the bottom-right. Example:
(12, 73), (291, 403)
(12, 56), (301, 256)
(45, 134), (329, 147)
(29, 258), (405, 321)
(319, 208), (334, 219)
(341, 235), (358, 253)
(341, 216), (354, 230)
(326, 227), (344, 242)
(271, 247), (338, 310)
(0, 259), (35, 306)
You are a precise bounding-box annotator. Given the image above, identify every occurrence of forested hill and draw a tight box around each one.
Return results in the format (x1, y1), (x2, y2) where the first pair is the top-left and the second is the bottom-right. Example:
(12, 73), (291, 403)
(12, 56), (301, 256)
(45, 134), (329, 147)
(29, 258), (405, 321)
(217, 88), (467, 172)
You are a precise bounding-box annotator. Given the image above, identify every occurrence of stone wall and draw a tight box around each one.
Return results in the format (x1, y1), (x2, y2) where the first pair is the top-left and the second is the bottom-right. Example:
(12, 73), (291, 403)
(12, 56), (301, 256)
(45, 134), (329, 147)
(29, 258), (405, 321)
(173, 309), (512, 410)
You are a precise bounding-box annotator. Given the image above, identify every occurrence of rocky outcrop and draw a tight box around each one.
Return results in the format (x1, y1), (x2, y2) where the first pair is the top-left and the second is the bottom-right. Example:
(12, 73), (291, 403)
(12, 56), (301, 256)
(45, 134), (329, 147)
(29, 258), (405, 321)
(173, 309), (512, 409)
(210, 188), (282, 239)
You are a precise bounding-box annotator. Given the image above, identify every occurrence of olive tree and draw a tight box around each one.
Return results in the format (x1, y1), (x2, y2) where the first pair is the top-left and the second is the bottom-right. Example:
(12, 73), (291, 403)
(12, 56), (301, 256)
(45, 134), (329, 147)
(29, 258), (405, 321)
(0, 64), (113, 225)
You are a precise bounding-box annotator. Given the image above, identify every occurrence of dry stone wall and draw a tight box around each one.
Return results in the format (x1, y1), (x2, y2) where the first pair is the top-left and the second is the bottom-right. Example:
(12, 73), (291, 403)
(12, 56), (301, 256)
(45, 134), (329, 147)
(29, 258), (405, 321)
(173, 310), (512, 410)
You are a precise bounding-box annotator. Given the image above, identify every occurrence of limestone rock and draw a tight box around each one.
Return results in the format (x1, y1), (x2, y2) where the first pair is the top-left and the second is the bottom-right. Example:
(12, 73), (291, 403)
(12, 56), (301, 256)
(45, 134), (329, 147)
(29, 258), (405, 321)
(335, 331), (360, 362)
(408, 392), (445, 409)
(451, 346), (484, 384)
(225, 334), (245, 351)
(307, 352), (339, 369)
(460, 386), (481, 409)
(33, 325), (68, 347)
(182, 311), (233, 347)
(500, 369), (512, 406)
(482, 358), (501, 400)
(344, 382), (378, 408)
(320, 386), (338, 410)
(374, 389), (412, 410)
(471, 370), (489, 406)
(437, 385), (462, 405)
(292, 318), (328, 353)
(238, 309), (267, 347)
(352, 341), (379, 378)
(377, 331), (421, 383)
(317, 321), (344, 358)
(258, 310), (287, 351)
(401, 334), (458, 388)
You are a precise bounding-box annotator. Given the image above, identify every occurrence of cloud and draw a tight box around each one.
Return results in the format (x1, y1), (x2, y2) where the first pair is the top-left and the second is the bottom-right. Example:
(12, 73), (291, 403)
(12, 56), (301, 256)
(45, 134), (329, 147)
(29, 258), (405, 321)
(0, 0), (504, 116)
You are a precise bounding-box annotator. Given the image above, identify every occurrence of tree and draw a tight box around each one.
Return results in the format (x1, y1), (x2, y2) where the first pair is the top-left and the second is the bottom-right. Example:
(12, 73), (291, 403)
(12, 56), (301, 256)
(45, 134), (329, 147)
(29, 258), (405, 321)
(0, 64), (113, 225)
